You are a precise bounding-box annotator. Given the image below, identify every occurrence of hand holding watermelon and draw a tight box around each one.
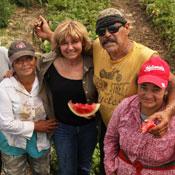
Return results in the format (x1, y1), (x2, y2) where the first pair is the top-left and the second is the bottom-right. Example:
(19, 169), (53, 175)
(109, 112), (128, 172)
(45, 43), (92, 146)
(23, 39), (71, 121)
(68, 101), (100, 119)
(141, 120), (156, 133)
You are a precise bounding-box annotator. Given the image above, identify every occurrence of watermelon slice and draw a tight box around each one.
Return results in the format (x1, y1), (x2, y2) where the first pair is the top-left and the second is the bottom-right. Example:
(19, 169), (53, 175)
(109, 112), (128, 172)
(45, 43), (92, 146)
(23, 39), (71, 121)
(141, 120), (156, 133)
(68, 101), (100, 118)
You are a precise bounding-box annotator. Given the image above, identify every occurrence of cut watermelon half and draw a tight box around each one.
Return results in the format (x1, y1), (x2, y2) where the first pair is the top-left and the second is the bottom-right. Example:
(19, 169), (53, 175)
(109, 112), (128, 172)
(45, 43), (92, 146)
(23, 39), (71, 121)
(68, 101), (100, 117)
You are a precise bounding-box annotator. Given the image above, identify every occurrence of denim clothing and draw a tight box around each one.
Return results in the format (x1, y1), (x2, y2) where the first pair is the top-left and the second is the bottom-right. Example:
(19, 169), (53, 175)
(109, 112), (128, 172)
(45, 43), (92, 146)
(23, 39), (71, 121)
(53, 121), (98, 175)
(38, 51), (98, 175)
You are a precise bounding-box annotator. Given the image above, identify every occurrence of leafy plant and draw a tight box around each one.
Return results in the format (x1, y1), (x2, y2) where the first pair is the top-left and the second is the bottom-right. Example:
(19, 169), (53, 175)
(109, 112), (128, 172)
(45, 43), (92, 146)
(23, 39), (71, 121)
(139, 0), (175, 71)
(91, 144), (100, 174)
(9, 0), (48, 7)
(0, 0), (14, 28)
(47, 0), (110, 39)
(39, 0), (110, 53)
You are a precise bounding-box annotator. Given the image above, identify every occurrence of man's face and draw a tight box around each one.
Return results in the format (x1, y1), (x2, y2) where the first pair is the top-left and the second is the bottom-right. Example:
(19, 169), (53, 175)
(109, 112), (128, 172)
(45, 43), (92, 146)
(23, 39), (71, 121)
(98, 22), (130, 54)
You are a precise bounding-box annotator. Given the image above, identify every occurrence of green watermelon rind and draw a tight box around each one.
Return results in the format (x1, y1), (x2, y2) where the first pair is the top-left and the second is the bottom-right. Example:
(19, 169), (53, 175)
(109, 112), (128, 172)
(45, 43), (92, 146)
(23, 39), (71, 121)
(68, 101), (100, 117)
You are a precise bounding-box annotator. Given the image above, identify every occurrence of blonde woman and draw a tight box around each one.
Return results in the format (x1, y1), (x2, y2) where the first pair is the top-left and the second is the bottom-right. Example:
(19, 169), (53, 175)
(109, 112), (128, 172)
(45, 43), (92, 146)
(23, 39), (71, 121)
(37, 19), (98, 175)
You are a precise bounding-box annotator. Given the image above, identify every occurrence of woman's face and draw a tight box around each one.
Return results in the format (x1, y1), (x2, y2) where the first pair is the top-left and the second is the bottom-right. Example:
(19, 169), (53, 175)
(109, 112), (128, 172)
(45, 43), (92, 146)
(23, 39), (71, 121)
(60, 36), (83, 60)
(138, 83), (167, 113)
(13, 56), (36, 78)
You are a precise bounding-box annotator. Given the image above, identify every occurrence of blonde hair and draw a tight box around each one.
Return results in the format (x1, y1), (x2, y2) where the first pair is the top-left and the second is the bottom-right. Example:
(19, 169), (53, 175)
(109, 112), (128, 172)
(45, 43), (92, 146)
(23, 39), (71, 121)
(52, 20), (92, 55)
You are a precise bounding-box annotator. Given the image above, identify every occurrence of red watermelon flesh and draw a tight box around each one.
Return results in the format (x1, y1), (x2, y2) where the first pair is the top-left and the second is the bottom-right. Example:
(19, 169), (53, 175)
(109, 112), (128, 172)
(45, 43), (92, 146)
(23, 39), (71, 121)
(68, 101), (100, 117)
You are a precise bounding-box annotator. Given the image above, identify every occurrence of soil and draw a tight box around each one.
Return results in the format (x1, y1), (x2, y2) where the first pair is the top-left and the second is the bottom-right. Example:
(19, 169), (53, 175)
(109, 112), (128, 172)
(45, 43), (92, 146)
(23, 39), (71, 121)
(0, 5), (46, 50)
(0, 1), (173, 175)
(111, 0), (168, 57)
(0, 0), (169, 56)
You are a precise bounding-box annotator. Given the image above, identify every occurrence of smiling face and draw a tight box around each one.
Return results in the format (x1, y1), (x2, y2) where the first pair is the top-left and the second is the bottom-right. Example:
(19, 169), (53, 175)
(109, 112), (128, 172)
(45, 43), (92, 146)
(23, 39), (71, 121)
(13, 55), (36, 78)
(138, 83), (167, 115)
(52, 20), (91, 57)
(60, 36), (83, 60)
(98, 22), (130, 54)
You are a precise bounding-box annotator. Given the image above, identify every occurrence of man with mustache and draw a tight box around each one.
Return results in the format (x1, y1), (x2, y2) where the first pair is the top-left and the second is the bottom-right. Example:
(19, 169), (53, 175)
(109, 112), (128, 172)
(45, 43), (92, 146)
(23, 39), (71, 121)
(93, 8), (175, 174)
(34, 8), (175, 174)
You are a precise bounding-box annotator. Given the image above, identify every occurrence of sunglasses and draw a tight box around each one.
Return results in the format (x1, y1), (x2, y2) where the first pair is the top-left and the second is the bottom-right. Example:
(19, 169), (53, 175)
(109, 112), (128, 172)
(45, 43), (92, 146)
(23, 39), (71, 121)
(96, 24), (123, 36)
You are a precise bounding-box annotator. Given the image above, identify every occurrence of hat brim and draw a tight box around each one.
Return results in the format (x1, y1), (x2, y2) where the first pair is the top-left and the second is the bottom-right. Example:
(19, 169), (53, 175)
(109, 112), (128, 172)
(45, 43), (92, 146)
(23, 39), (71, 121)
(10, 50), (35, 63)
(138, 75), (168, 89)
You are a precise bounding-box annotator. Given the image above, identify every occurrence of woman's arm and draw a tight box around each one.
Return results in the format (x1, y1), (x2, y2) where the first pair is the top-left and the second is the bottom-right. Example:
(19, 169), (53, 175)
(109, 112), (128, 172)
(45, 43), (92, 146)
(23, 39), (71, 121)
(34, 16), (53, 43)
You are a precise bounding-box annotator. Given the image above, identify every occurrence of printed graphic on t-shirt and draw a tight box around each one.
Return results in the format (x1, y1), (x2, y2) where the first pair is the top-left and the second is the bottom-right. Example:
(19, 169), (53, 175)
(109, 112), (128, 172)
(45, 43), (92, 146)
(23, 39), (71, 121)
(13, 98), (46, 121)
(94, 67), (132, 107)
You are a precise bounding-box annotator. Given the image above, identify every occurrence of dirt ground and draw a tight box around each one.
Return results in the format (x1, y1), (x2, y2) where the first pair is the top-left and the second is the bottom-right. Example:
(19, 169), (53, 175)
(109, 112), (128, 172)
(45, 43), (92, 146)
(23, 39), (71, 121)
(0, 5), (46, 49)
(0, 0), (169, 56)
(0, 0), (173, 175)
(111, 0), (168, 56)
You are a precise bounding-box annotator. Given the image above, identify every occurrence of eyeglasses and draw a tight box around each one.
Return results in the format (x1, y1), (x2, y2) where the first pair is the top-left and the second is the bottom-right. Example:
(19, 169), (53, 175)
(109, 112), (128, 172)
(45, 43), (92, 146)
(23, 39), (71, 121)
(96, 24), (123, 36)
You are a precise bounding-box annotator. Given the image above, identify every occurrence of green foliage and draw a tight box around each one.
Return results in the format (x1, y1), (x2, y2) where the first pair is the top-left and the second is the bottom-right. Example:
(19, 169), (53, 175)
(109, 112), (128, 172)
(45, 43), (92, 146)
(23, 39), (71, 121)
(139, 0), (175, 69)
(91, 144), (100, 175)
(50, 144), (100, 175)
(9, 0), (48, 7)
(47, 0), (110, 39)
(50, 145), (58, 175)
(0, 0), (14, 28)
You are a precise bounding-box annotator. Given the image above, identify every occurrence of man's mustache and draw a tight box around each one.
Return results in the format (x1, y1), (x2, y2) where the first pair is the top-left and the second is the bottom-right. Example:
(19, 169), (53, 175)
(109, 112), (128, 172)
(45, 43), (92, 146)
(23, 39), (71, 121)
(102, 38), (117, 45)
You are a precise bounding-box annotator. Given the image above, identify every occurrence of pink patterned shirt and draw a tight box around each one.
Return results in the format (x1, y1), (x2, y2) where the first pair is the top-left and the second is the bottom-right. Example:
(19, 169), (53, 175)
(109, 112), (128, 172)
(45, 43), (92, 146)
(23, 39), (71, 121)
(104, 95), (175, 175)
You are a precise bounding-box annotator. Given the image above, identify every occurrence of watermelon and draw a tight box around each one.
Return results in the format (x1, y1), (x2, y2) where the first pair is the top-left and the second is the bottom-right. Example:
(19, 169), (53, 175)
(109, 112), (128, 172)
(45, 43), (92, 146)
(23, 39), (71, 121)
(141, 120), (156, 133)
(68, 101), (100, 118)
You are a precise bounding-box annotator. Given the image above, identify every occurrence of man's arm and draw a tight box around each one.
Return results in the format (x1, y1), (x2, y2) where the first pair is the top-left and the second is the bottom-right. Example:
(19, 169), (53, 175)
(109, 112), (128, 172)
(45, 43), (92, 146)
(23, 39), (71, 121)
(166, 72), (175, 112)
(148, 72), (175, 136)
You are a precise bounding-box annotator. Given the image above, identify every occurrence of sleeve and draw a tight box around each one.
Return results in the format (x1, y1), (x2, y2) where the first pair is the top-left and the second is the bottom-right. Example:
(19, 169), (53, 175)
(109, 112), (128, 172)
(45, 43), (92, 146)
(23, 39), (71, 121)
(0, 85), (34, 138)
(104, 104), (123, 175)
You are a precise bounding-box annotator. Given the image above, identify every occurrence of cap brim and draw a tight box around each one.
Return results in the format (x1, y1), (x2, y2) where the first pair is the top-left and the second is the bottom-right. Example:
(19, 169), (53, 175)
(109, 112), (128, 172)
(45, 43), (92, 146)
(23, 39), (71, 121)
(10, 50), (35, 63)
(138, 75), (168, 89)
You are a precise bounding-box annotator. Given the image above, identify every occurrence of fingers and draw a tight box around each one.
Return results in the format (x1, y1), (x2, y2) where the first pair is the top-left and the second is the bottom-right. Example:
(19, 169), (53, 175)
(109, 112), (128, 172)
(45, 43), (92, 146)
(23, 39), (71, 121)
(149, 118), (168, 136)
(3, 70), (14, 78)
(45, 120), (58, 133)
(46, 119), (58, 128)
(150, 127), (168, 137)
(33, 16), (45, 32)
(34, 119), (58, 133)
(38, 15), (47, 24)
(81, 115), (96, 119)
(145, 110), (170, 137)
(147, 113), (162, 121)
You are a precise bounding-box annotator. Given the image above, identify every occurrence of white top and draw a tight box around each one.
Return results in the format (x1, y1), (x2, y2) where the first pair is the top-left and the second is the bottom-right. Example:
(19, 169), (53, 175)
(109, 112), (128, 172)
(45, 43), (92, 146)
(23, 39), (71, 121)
(0, 47), (10, 81)
(0, 76), (50, 151)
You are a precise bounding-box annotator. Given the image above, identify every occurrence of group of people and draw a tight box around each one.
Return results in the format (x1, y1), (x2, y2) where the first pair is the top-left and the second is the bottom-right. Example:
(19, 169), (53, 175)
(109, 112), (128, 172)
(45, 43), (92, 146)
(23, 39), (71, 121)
(0, 6), (175, 175)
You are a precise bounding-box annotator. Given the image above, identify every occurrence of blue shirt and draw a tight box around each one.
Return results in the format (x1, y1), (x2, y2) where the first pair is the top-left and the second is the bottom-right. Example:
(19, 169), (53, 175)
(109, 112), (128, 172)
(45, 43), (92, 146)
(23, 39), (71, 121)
(0, 131), (48, 158)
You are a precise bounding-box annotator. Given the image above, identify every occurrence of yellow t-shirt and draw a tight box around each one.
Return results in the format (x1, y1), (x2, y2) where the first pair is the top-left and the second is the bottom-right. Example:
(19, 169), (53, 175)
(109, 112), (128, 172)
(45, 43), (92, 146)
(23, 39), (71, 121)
(93, 39), (157, 125)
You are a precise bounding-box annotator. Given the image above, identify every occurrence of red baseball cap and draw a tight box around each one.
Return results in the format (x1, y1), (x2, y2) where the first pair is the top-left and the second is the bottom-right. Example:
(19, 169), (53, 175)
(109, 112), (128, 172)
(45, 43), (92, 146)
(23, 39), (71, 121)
(138, 56), (170, 88)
